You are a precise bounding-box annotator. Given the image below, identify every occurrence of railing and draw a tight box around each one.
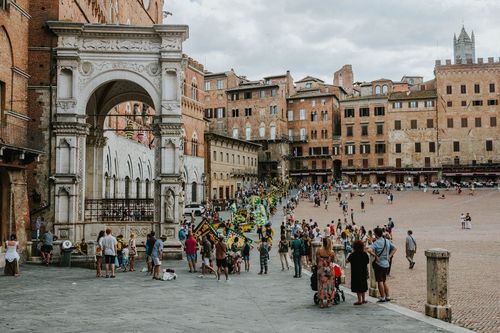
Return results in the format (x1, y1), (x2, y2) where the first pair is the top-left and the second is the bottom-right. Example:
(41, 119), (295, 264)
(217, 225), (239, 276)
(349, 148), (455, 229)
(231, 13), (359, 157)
(288, 135), (308, 142)
(84, 199), (154, 222)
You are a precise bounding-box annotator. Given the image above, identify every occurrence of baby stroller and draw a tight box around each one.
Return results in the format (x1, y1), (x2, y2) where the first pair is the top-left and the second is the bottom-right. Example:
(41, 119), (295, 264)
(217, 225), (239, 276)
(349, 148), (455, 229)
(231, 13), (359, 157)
(310, 263), (345, 305)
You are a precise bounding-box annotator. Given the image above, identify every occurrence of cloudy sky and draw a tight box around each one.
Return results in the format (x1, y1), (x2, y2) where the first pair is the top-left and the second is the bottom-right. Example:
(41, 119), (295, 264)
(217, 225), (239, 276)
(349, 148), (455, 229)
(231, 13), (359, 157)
(166, 0), (500, 83)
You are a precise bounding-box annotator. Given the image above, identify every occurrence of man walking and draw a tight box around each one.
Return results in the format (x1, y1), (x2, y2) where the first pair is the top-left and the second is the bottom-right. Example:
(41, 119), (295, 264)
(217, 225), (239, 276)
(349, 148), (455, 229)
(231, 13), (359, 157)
(100, 228), (117, 278)
(405, 230), (417, 269)
(367, 227), (397, 303)
(291, 233), (303, 278)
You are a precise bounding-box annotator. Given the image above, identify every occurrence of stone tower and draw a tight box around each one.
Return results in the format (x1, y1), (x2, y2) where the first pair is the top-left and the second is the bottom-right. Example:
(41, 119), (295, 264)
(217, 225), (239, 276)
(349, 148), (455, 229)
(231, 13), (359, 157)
(453, 26), (475, 63)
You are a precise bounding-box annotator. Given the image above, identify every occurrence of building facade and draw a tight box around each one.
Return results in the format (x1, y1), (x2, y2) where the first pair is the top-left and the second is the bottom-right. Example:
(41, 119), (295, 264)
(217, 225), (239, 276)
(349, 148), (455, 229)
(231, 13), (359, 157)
(0, 0), (40, 262)
(204, 132), (259, 201)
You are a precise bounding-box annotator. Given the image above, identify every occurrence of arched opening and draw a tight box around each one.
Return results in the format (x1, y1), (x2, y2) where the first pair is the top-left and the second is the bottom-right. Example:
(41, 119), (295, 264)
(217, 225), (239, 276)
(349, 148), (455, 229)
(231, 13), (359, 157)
(191, 181), (197, 203)
(124, 176), (131, 199)
(145, 179), (150, 199)
(136, 178), (141, 199)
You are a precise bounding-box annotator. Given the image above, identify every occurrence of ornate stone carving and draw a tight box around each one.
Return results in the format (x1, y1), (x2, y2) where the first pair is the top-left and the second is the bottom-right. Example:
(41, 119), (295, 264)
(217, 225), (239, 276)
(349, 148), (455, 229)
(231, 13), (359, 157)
(56, 100), (77, 111)
(165, 190), (174, 221)
(80, 62), (93, 76)
(161, 38), (181, 51)
(147, 62), (161, 76)
(60, 36), (79, 49)
(81, 39), (161, 52)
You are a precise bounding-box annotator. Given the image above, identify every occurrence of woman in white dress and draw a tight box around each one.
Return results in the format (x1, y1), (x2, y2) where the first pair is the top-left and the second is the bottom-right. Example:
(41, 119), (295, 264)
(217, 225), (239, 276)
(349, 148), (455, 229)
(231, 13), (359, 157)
(4, 234), (20, 276)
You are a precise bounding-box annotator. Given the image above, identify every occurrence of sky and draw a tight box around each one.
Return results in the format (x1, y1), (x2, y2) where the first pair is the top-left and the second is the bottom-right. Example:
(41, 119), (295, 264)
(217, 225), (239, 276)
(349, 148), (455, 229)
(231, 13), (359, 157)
(165, 0), (500, 83)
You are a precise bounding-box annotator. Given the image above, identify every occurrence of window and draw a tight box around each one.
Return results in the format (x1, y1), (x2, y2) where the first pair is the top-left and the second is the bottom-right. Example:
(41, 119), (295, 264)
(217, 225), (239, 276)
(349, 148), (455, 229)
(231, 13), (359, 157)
(393, 102), (402, 109)
(216, 107), (225, 118)
(377, 158), (384, 166)
(259, 125), (265, 138)
(394, 120), (401, 130)
(427, 119), (434, 128)
(299, 109), (306, 120)
(244, 91), (252, 99)
(231, 93), (239, 101)
(321, 129), (328, 139)
(299, 128), (306, 140)
(287, 110), (293, 121)
(490, 117), (497, 127)
(408, 101), (418, 108)
(245, 126), (251, 140)
(375, 143), (386, 154)
(486, 140), (493, 151)
(260, 90), (266, 98)
(344, 108), (355, 117)
(311, 99), (316, 107)
(489, 83), (495, 93)
(191, 137), (198, 156)
(454, 157), (460, 166)
(213, 151), (217, 161)
(375, 86), (381, 95)
(361, 125), (368, 136)
(425, 157), (431, 168)
(395, 144), (401, 153)
(415, 142), (421, 153)
(347, 159), (354, 167)
(271, 88), (277, 97)
(205, 81), (211, 91)
(429, 142), (436, 153)
(360, 143), (370, 154)
(461, 100), (467, 107)
(232, 109), (239, 117)
(346, 126), (353, 137)
(310, 130), (317, 139)
(411, 120), (417, 129)
(487, 99), (498, 106)
(244, 108), (252, 117)
(453, 141), (460, 152)
(270, 126), (276, 140)
(374, 106), (385, 116)
(472, 100), (483, 106)
(226, 153), (229, 163)
(396, 158), (402, 168)
(376, 124), (384, 135)
(425, 100), (435, 107)
(311, 161), (317, 169)
(191, 83), (198, 100)
(447, 101), (452, 107)
(382, 85), (388, 94)
(232, 128), (239, 139)
(346, 145), (355, 155)
(461, 117), (468, 128)
(359, 107), (369, 117)
(311, 111), (317, 121)
(475, 117), (482, 127)
(217, 79), (224, 89)
(305, 82), (312, 88)
(447, 118), (454, 128)
(270, 105), (278, 115)
(446, 85), (452, 94)
(204, 108), (213, 118)
(320, 98), (326, 105)
(322, 111), (328, 121)
(333, 145), (340, 155)
(474, 84), (480, 94)
(461, 85), (466, 94)
(363, 159), (368, 168)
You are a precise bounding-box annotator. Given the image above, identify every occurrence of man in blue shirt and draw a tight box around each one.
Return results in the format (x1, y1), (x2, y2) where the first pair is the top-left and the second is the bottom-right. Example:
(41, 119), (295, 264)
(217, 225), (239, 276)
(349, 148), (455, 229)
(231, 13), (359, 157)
(367, 227), (397, 302)
(152, 235), (167, 280)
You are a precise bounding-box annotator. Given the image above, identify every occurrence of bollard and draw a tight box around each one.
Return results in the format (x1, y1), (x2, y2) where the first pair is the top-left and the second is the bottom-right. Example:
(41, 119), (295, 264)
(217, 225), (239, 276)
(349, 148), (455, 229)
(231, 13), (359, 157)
(311, 241), (321, 266)
(368, 255), (380, 297)
(425, 249), (451, 322)
(332, 244), (345, 268)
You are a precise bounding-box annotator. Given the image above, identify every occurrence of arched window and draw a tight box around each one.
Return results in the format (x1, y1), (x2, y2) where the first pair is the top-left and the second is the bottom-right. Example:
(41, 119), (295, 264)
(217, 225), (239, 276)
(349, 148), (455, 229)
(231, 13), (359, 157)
(259, 124), (265, 138)
(125, 176), (131, 199)
(382, 85), (388, 94)
(245, 125), (251, 140)
(191, 132), (198, 157)
(145, 179), (150, 199)
(192, 182), (197, 203)
(191, 83), (198, 100)
(113, 176), (118, 199)
(104, 173), (111, 199)
(136, 178), (141, 199)
(375, 85), (381, 95)
(232, 128), (239, 139)
(270, 125), (277, 140)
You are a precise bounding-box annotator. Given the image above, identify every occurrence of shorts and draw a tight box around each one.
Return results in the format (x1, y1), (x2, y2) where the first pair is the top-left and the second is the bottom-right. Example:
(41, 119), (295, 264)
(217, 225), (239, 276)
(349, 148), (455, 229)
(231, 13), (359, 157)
(203, 257), (210, 266)
(42, 245), (53, 253)
(104, 255), (116, 264)
(153, 257), (161, 266)
(243, 255), (250, 261)
(216, 258), (227, 268)
(373, 262), (389, 282)
(187, 254), (196, 262)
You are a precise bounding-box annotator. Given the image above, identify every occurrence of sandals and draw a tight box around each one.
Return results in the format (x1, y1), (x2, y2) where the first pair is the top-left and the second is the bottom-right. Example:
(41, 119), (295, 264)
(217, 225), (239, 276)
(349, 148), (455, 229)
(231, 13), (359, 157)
(354, 302), (363, 305)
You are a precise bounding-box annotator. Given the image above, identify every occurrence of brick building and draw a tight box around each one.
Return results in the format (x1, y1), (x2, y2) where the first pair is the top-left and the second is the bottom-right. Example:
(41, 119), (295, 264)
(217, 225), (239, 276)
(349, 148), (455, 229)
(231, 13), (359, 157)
(0, 0), (40, 261)
(286, 76), (342, 184)
(435, 57), (500, 181)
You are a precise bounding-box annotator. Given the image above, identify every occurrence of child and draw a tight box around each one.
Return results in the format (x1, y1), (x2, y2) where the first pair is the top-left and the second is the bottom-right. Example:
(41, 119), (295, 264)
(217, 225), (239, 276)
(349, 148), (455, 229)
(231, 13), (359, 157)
(258, 237), (270, 275)
(121, 245), (129, 272)
(241, 239), (253, 272)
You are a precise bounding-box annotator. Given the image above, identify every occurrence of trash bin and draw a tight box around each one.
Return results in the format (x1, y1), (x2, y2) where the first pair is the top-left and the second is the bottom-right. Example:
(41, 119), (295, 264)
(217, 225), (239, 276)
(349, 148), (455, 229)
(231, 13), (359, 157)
(60, 240), (73, 267)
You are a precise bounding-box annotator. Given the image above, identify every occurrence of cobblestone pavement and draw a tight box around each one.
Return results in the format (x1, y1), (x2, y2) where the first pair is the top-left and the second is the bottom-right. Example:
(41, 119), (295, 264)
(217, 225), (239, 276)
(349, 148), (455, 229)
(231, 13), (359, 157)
(0, 208), (468, 333)
(293, 189), (500, 333)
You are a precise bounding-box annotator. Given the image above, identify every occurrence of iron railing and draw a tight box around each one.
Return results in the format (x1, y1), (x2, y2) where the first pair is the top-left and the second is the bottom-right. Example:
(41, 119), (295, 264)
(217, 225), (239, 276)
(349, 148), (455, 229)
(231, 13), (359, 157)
(84, 198), (154, 222)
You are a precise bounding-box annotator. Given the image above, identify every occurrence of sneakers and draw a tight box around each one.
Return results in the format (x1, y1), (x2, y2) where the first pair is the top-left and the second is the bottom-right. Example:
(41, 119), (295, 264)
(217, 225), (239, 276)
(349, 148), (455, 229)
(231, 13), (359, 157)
(377, 299), (386, 303)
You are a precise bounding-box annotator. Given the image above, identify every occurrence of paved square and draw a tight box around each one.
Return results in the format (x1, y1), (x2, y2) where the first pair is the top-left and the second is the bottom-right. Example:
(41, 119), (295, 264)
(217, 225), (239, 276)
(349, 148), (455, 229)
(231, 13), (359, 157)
(293, 189), (500, 333)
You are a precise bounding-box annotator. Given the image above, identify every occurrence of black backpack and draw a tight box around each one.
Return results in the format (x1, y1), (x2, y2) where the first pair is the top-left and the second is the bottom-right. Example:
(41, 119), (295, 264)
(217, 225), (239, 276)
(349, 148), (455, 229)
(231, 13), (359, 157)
(279, 240), (288, 253)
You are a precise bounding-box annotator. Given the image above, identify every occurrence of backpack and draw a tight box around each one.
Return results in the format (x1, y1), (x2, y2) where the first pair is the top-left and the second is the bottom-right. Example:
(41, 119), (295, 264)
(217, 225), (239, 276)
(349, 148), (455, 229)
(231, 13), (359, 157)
(279, 240), (288, 253)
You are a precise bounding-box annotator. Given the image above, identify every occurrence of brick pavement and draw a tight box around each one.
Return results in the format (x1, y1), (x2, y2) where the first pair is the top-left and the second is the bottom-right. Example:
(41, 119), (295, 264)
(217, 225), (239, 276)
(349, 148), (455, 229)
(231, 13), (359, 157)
(293, 189), (500, 333)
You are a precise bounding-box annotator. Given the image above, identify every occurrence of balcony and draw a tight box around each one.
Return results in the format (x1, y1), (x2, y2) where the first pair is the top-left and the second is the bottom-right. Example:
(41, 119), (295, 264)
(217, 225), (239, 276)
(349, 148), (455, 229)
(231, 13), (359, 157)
(84, 199), (154, 222)
(0, 121), (43, 151)
(288, 135), (308, 143)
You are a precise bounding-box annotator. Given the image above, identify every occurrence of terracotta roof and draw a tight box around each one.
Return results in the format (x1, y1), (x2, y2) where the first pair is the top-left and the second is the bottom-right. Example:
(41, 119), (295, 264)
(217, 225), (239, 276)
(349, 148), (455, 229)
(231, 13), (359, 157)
(388, 89), (437, 101)
(296, 76), (324, 83)
(226, 83), (279, 92)
(288, 90), (337, 100)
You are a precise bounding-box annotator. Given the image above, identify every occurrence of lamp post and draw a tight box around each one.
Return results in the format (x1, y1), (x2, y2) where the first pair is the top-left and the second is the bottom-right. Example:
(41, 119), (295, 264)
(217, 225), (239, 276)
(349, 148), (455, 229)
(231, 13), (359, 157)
(201, 173), (206, 203)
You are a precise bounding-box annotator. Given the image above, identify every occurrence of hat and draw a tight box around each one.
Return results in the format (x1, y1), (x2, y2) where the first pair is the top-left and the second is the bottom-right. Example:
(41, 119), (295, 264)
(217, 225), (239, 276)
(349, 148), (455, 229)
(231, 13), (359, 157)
(160, 235), (167, 240)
